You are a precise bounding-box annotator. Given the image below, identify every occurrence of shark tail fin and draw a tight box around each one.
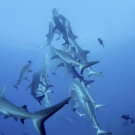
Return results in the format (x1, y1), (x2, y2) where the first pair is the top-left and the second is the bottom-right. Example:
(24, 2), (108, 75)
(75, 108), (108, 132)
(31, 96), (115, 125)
(80, 61), (100, 75)
(84, 80), (94, 88)
(36, 95), (45, 105)
(88, 71), (104, 77)
(79, 113), (86, 117)
(13, 85), (18, 91)
(97, 128), (112, 135)
(95, 103), (107, 110)
(32, 97), (71, 135)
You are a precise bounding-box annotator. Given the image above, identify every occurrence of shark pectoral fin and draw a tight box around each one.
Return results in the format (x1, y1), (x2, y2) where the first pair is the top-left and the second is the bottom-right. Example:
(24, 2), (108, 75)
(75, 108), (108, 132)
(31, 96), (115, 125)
(57, 62), (64, 67)
(32, 97), (71, 135)
(47, 85), (53, 89)
(26, 83), (31, 90)
(95, 103), (107, 109)
(21, 105), (28, 111)
(20, 119), (25, 124)
(51, 55), (59, 60)
(36, 90), (44, 94)
(4, 115), (10, 119)
(21, 120), (25, 124)
(12, 116), (17, 121)
(73, 35), (78, 39)
(84, 50), (90, 55)
(45, 89), (54, 94)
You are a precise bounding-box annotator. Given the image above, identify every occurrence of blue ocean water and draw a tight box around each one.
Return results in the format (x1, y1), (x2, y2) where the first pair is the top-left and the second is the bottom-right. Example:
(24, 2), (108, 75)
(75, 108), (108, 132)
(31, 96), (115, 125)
(0, 0), (135, 135)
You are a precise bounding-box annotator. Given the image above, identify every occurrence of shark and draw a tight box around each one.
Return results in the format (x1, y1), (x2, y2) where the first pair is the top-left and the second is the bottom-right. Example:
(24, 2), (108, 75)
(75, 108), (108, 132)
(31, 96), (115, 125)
(44, 89), (53, 107)
(33, 19), (61, 49)
(0, 86), (70, 135)
(73, 84), (112, 135)
(26, 72), (47, 104)
(57, 62), (94, 87)
(13, 60), (32, 90)
(59, 14), (78, 41)
(68, 37), (90, 63)
(69, 86), (85, 117)
(50, 46), (100, 75)
(74, 78), (106, 110)
(37, 75), (53, 108)
(36, 89), (53, 108)
(65, 21), (89, 63)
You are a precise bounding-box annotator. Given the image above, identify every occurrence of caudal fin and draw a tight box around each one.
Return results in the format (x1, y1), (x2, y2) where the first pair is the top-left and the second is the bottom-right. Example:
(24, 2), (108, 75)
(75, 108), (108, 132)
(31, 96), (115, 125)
(36, 95), (45, 105)
(84, 80), (94, 88)
(79, 113), (86, 117)
(94, 103), (107, 110)
(97, 128), (112, 135)
(32, 97), (71, 135)
(80, 61), (100, 75)
(13, 85), (18, 91)
(88, 70), (104, 77)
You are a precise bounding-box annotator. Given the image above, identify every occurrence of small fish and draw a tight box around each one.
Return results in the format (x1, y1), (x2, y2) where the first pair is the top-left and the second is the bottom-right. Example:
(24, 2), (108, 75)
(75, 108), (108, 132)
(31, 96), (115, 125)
(97, 38), (105, 48)
(131, 118), (135, 124)
(121, 115), (131, 120)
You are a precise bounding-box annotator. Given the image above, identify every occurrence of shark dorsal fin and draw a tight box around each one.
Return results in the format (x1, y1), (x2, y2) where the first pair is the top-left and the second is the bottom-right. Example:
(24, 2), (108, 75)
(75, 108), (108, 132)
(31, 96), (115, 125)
(22, 105), (28, 111)
(0, 86), (6, 98)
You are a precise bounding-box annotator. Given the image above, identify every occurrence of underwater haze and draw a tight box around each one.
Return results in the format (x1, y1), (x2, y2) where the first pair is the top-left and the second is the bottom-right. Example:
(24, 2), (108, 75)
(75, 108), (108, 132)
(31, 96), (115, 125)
(0, 0), (135, 135)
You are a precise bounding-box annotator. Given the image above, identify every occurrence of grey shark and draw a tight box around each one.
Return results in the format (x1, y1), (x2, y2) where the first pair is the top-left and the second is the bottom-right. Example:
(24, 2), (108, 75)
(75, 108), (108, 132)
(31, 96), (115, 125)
(69, 86), (85, 117)
(68, 37), (90, 63)
(73, 84), (112, 135)
(59, 14), (78, 41)
(58, 62), (94, 86)
(0, 86), (70, 135)
(65, 21), (89, 63)
(52, 15), (69, 45)
(51, 46), (99, 75)
(26, 72), (47, 104)
(14, 60), (32, 90)
(34, 19), (61, 49)
(74, 78), (106, 110)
